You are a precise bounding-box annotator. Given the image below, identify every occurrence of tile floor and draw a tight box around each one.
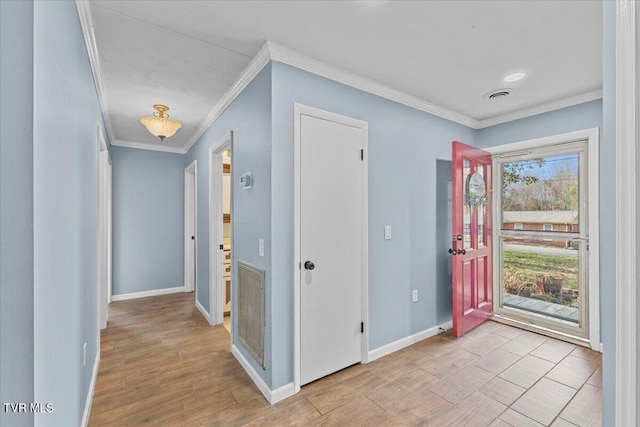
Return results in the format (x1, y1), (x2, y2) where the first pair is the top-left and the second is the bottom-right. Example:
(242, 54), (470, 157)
(89, 293), (602, 426)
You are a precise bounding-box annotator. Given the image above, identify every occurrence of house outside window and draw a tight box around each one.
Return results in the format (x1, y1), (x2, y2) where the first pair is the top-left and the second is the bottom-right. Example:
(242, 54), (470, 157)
(514, 223), (523, 230)
(543, 224), (553, 232)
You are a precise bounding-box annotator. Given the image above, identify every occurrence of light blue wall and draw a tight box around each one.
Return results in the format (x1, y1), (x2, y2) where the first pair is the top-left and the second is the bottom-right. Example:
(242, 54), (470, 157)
(33, 1), (107, 425)
(270, 61), (476, 388)
(111, 146), (184, 295)
(0, 1), (34, 426)
(185, 64), (273, 386)
(601, 1), (616, 424)
(476, 100), (603, 148)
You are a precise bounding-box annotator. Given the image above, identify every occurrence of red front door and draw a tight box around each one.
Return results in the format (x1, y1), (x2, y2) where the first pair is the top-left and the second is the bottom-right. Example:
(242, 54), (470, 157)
(451, 141), (493, 337)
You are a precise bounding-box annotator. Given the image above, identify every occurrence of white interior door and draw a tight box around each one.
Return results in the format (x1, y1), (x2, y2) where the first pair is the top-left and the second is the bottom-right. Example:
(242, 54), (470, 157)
(299, 112), (365, 385)
(184, 162), (197, 293)
(107, 155), (112, 304)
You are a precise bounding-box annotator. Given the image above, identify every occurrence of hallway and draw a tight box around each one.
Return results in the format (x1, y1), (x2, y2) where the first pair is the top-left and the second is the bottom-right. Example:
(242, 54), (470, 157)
(89, 293), (602, 426)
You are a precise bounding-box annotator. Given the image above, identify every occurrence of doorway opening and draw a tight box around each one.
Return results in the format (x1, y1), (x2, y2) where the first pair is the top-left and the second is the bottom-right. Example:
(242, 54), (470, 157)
(208, 132), (233, 330)
(184, 161), (197, 300)
(222, 148), (232, 331)
(489, 129), (600, 348)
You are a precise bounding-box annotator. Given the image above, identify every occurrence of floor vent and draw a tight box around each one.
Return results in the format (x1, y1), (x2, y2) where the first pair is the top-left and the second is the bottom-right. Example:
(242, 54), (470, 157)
(237, 261), (265, 368)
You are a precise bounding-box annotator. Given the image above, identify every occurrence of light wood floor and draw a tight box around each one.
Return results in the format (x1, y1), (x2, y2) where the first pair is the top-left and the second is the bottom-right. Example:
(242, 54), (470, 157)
(89, 292), (602, 426)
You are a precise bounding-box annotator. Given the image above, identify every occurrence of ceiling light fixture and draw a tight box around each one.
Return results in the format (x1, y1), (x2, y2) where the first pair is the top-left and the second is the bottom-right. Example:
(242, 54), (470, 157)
(504, 72), (526, 82)
(139, 104), (182, 142)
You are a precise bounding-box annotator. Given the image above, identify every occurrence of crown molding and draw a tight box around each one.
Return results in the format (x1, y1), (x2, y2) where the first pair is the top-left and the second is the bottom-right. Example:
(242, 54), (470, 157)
(478, 89), (603, 129)
(181, 42), (272, 154)
(111, 139), (185, 154)
(76, 0), (116, 144)
(267, 42), (483, 130)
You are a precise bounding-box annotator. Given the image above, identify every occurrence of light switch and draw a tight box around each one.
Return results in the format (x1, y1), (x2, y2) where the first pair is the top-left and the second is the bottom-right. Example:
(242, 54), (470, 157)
(384, 226), (392, 240)
(258, 239), (264, 257)
(412, 289), (418, 303)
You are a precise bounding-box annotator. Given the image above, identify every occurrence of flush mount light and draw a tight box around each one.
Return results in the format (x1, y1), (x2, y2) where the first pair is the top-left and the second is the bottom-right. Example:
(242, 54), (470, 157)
(139, 104), (182, 142)
(504, 72), (526, 82)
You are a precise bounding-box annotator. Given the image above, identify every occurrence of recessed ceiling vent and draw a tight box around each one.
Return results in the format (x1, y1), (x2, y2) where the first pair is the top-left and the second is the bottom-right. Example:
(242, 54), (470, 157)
(484, 88), (513, 101)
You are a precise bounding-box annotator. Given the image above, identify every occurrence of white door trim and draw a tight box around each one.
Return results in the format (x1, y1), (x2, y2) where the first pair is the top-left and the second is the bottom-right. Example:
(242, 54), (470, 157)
(107, 155), (112, 304)
(486, 127), (600, 350)
(209, 131), (233, 326)
(184, 161), (197, 294)
(615, 0), (637, 424)
(96, 126), (111, 331)
(293, 103), (369, 393)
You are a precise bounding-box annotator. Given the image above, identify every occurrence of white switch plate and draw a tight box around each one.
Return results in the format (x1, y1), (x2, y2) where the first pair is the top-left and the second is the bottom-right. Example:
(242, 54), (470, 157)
(259, 239), (264, 257)
(384, 226), (392, 240)
(412, 289), (418, 303)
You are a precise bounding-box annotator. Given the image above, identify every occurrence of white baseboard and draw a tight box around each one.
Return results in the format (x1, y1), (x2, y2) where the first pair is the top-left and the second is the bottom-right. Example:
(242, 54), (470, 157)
(366, 320), (453, 363)
(81, 353), (100, 427)
(111, 286), (185, 301)
(231, 344), (295, 405)
(270, 382), (296, 404)
(195, 299), (212, 324)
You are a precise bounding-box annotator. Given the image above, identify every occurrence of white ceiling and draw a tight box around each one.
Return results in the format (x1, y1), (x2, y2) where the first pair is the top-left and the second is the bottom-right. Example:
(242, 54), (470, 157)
(86, 0), (602, 152)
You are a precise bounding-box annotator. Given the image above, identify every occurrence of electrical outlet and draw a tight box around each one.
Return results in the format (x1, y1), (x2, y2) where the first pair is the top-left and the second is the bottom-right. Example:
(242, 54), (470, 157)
(412, 289), (418, 303)
(83, 343), (87, 367)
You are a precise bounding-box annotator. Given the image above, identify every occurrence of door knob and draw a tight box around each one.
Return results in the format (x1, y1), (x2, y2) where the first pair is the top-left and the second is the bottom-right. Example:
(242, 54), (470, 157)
(448, 248), (456, 255)
(304, 261), (315, 270)
(457, 249), (466, 255)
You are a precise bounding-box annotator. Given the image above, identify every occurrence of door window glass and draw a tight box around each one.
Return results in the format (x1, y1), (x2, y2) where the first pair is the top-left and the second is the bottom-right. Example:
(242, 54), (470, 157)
(502, 237), (580, 324)
(477, 163), (486, 247)
(501, 154), (579, 232)
(496, 142), (588, 339)
(463, 159), (472, 249)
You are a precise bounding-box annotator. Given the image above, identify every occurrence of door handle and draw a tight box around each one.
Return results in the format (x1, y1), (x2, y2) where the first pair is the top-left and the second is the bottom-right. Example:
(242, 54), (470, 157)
(448, 248), (456, 256)
(457, 249), (466, 255)
(304, 261), (315, 270)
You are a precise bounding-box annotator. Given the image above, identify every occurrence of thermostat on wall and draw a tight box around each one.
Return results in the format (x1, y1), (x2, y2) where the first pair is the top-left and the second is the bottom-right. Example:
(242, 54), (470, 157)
(239, 172), (252, 189)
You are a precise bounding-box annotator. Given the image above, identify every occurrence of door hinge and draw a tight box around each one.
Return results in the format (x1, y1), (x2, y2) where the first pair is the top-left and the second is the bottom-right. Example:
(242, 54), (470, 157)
(360, 149), (364, 161)
(191, 236), (195, 240)
(219, 244), (224, 250)
(360, 322), (364, 333)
